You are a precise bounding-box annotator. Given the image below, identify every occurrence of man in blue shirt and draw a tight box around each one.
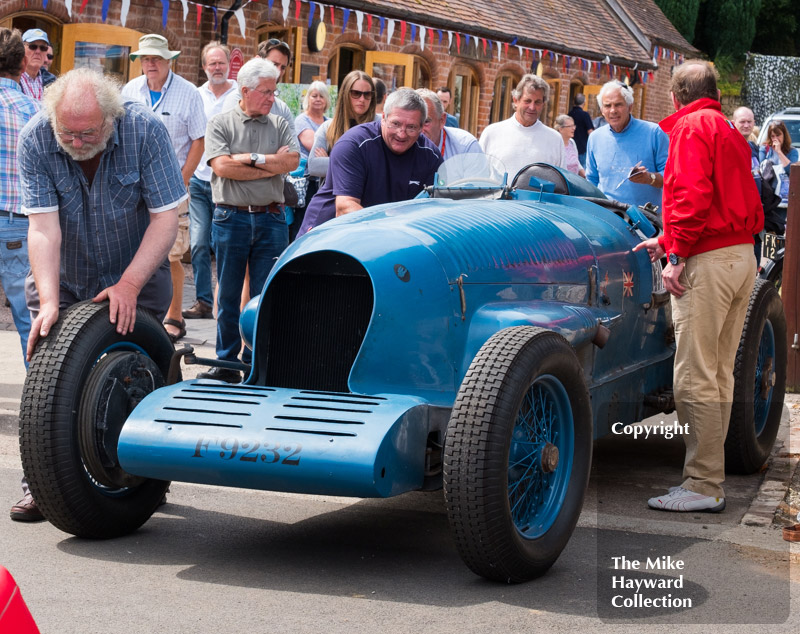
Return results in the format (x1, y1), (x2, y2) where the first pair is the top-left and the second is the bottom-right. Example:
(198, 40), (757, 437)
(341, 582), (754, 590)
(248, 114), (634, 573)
(13, 68), (187, 522)
(0, 28), (38, 361)
(586, 81), (669, 210)
(300, 88), (442, 233)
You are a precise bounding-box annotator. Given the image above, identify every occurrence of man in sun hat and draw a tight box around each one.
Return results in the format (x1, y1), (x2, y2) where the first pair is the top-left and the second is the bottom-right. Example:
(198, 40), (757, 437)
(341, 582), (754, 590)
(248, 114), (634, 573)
(122, 34), (206, 344)
(20, 28), (50, 100)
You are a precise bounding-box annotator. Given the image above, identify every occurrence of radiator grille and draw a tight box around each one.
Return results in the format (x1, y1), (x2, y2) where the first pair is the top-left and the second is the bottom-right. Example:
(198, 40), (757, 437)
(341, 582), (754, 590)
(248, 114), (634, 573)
(256, 252), (373, 392)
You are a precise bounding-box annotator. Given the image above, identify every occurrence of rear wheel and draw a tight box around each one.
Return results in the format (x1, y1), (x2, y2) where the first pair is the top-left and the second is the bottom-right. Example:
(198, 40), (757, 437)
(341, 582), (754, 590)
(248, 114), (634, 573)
(19, 301), (173, 538)
(444, 327), (592, 582)
(725, 279), (786, 474)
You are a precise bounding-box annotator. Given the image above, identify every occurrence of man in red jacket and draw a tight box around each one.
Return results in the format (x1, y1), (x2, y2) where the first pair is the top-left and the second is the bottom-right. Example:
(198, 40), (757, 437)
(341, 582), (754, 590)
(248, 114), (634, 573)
(634, 60), (762, 513)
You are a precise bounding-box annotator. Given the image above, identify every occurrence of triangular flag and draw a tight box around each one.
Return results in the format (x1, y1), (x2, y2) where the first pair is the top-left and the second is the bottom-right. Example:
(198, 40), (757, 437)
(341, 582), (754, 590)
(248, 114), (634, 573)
(308, 2), (315, 27)
(160, 0), (169, 28)
(420, 25), (425, 51)
(455, 32), (460, 53)
(341, 8), (350, 33)
(121, 0), (130, 25)
(269, 0), (274, 10)
(64, 0), (72, 17)
(356, 11), (363, 36)
(295, 0), (301, 20)
(212, 6), (218, 31)
(503, 42), (508, 57)
(101, 0), (110, 21)
(234, 7), (246, 37)
(510, 37), (517, 46)
(497, 40), (501, 61)
(386, 19), (395, 42)
(181, 0), (189, 22)
(481, 38), (486, 55)
(447, 31), (452, 50)
(410, 23), (416, 44)
(367, 14), (372, 32)
(517, 45), (522, 58)
(282, 0), (289, 23)
(437, 30), (443, 45)
(379, 16), (385, 36)
(465, 34), (470, 49)
(330, 5), (335, 25)
(80, 0), (89, 14)
(400, 21), (406, 43)
(196, 4), (201, 26)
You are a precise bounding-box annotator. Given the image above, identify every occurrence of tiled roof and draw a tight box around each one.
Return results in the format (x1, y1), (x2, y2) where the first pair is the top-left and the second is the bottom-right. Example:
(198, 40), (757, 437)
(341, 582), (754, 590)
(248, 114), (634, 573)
(618, 0), (699, 53)
(345, 0), (697, 67)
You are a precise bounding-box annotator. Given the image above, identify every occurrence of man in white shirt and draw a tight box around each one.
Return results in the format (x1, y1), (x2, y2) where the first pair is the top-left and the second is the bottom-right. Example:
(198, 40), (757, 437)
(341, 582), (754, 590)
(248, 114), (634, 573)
(479, 74), (565, 180)
(121, 34), (206, 343)
(183, 42), (237, 320)
(417, 89), (482, 161)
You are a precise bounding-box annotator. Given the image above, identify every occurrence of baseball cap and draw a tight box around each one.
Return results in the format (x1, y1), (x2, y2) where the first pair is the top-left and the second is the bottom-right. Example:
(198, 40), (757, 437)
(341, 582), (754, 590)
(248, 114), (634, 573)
(22, 29), (50, 46)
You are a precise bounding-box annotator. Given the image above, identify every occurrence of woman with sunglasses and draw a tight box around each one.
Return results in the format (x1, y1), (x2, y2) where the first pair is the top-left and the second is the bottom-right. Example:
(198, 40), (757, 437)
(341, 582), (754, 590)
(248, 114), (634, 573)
(307, 71), (377, 180)
(759, 120), (799, 207)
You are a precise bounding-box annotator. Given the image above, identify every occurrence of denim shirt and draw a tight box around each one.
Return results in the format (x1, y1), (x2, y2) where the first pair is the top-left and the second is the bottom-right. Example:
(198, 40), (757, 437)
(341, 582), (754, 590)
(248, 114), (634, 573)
(18, 101), (188, 300)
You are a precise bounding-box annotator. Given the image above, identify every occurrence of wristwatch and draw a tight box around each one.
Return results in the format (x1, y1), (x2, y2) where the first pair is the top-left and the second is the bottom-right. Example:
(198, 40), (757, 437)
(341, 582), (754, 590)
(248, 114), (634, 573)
(250, 153), (259, 167)
(668, 253), (686, 266)
(649, 172), (657, 185)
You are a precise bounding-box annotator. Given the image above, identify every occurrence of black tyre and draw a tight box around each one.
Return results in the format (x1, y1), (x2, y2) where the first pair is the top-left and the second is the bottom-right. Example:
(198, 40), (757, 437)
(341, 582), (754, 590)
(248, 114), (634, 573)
(725, 279), (787, 474)
(19, 300), (173, 538)
(767, 259), (783, 292)
(443, 327), (592, 583)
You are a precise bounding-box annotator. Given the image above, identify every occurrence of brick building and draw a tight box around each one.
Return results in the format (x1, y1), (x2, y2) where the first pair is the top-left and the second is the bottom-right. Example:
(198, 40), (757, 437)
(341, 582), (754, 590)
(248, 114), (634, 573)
(1, 0), (696, 136)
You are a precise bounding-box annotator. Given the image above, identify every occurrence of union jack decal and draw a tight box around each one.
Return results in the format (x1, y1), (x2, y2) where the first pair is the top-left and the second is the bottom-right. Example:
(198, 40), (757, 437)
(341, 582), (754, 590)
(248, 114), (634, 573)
(622, 271), (634, 297)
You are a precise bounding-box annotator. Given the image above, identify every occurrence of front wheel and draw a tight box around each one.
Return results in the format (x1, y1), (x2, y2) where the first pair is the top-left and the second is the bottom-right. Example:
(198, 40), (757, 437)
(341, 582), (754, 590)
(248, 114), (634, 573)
(19, 301), (173, 538)
(443, 327), (592, 583)
(725, 279), (787, 474)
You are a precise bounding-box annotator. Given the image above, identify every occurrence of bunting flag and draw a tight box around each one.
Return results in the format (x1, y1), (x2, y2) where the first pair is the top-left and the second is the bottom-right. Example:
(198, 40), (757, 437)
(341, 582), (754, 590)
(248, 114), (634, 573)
(341, 8), (350, 32)
(281, 0), (289, 23)
(64, 0), (72, 17)
(269, 0), (274, 10)
(43, 0), (48, 8)
(212, 6), (217, 31)
(355, 10), (363, 35)
(181, 0), (189, 22)
(399, 20), (406, 43)
(196, 4), (202, 26)
(367, 14), (372, 32)
(160, 0), (169, 27)
(481, 37), (486, 55)
(101, 0), (110, 21)
(447, 30), (452, 50)
(496, 40), (501, 61)
(386, 19), (394, 42)
(465, 34), (470, 49)
(455, 32), (460, 53)
(120, 0), (130, 24)
(295, 0), (301, 20)
(308, 2), (315, 27)
(420, 25), (425, 51)
(79, 0), (89, 14)
(330, 5), (335, 25)
(410, 23), (416, 44)
(234, 7), (246, 37)
(437, 30), (443, 45)
(379, 16), (385, 36)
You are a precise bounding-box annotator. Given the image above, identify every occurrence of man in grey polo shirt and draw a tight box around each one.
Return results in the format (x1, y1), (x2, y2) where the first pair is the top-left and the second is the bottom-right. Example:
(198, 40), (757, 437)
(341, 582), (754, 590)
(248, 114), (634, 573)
(199, 57), (299, 383)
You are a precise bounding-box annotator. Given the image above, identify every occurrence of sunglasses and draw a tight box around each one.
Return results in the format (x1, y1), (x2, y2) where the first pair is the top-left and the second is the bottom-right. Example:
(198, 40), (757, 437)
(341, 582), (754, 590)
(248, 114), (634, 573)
(47, 54), (54, 60)
(27, 43), (48, 52)
(350, 89), (373, 100)
(267, 38), (289, 49)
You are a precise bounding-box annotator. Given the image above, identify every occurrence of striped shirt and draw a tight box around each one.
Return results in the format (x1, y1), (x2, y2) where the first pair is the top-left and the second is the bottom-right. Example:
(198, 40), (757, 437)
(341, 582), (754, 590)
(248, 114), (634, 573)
(121, 71), (206, 166)
(19, 71), (43, 100)
(18, 102), (188, 301)
(0, 78), (40, 214)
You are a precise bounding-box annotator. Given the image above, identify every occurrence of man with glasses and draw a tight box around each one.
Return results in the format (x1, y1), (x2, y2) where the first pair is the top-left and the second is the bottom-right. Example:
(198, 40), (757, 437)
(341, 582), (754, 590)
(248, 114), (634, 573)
(122, 35), (206, 344)
(19, 29), (50, 100)
(223, 38), (296, 141)
(300, 88), (441, 232)
(198, 58), (299, 383)
(13, 68), (186, 521)
(586, 80), (668, 210)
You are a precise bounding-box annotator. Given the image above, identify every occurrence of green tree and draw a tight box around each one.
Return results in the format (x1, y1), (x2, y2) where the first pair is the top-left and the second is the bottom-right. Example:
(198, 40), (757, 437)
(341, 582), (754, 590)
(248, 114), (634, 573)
(699, 0), (762, 59)
(654, 0), (701, 42)
(751, 0), (796, 55)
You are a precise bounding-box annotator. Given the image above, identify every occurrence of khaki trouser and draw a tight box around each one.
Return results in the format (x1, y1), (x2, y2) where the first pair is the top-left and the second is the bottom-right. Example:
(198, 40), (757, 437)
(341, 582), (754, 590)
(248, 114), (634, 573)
(672, 243), (756, 499)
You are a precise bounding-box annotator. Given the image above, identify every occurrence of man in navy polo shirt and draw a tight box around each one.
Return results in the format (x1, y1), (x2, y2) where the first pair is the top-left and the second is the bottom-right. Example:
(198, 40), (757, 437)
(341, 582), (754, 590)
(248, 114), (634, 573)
(299, 88), (442, 233)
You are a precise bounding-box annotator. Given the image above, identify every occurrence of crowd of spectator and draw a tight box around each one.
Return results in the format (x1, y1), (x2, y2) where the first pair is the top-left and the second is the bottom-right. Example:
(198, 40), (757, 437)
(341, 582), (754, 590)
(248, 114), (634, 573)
(0, 27), (785, 521)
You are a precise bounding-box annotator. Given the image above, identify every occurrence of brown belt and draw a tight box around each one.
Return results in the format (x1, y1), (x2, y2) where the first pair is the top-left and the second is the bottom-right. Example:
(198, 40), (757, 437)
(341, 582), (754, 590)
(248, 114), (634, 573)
(219, 203), (281, 214)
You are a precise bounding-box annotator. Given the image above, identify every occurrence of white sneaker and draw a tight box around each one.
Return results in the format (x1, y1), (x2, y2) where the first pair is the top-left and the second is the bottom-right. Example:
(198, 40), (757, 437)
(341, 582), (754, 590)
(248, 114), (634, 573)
(648, 487), (725, 512)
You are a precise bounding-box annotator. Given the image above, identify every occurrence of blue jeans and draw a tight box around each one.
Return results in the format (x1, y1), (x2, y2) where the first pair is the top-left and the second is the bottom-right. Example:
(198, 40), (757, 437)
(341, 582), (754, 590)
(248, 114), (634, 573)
(212, 206), (288, 364)
(0, 213), (31, 361)
(188, 176), (214, 306)
(578, 153), (587, 168)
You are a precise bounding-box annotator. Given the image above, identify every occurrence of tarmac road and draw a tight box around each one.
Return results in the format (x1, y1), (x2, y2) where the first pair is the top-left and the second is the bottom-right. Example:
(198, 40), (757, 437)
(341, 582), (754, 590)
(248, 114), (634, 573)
(1, 282), (799, 632)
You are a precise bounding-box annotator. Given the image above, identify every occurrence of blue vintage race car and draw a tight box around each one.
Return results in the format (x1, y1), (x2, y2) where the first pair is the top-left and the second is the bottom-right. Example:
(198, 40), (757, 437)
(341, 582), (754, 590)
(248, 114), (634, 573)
(19, 156), (786, 583)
